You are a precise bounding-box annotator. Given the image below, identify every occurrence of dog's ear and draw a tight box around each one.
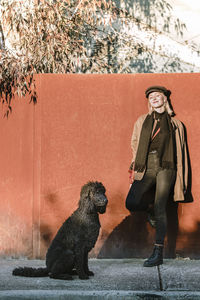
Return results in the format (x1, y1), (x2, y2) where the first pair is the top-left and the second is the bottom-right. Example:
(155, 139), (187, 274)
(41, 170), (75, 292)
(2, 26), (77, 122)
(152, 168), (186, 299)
(80, 183), (92, 199)
(79, 182), (96, 213)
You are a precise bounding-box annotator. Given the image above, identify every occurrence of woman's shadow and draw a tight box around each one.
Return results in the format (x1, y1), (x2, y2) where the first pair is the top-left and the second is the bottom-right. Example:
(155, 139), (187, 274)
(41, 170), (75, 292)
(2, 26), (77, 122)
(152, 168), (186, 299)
(98, 187), (180, 259)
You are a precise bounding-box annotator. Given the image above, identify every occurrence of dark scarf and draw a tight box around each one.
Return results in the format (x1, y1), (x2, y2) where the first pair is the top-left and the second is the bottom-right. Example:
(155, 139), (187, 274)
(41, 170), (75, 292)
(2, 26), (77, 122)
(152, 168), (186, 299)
(134, 111), (175, 172)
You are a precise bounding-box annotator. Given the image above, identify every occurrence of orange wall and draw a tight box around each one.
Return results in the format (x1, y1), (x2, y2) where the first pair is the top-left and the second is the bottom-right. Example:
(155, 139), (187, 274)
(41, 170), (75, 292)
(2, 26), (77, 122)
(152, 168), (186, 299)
(0, 73), (200, 259)
(0, 100), (34, 257)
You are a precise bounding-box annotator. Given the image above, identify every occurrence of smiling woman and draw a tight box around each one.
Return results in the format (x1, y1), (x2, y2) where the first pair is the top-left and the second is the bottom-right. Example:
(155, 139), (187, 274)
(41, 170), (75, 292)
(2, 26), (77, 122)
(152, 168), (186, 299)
(125, 85), (192, 267)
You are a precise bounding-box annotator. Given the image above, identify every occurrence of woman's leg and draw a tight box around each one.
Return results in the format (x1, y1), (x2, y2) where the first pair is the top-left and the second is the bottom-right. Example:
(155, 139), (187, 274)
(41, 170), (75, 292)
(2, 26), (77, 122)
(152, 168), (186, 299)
(125, 169), (156, 212)
(143, 168), (176, 267)
(154, 169), (176, 245)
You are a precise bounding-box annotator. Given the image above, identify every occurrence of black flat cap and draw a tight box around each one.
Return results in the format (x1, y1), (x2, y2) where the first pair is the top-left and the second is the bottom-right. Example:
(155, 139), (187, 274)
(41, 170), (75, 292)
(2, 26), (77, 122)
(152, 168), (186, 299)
(145, 86), (170, 98)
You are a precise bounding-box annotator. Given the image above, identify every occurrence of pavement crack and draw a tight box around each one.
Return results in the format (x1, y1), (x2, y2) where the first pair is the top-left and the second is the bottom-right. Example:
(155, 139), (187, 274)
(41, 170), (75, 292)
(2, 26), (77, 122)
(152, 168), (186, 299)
(157, 265), (163, 291)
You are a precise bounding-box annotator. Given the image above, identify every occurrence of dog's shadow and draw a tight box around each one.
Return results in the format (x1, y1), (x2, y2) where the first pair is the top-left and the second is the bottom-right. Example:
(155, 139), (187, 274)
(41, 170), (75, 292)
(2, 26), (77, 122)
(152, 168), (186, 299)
(98, 190), (179, 259)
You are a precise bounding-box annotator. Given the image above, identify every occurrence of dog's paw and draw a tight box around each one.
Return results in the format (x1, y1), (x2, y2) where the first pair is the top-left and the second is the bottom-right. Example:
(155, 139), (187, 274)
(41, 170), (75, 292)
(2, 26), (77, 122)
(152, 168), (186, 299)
(87, 270), (94, 276)
(79, 274), (89, 280)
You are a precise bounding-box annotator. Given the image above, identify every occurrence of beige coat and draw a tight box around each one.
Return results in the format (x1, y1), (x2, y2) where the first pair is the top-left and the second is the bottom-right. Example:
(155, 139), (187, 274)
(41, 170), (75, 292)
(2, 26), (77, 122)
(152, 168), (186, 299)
(131, 114), (189, 202)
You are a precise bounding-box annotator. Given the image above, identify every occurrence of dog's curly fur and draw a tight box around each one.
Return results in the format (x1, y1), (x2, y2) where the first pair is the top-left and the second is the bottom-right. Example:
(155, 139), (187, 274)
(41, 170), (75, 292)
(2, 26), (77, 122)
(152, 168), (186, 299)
(13, 181), (108, 280)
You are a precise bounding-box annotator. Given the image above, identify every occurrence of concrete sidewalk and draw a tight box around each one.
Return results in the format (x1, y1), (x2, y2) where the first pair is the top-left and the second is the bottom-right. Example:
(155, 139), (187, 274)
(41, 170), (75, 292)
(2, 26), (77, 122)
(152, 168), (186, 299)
(0, 258), (200, 299)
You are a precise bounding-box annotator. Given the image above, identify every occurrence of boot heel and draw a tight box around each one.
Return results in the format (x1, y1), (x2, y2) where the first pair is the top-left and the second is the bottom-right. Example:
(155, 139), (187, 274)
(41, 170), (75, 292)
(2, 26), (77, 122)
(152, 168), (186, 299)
(143, 245), (163, 267)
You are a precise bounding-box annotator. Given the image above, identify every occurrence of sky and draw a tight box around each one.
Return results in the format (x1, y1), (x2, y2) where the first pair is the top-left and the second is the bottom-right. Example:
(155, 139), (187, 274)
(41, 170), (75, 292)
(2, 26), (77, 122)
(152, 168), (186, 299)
(167, 0), (200, 44)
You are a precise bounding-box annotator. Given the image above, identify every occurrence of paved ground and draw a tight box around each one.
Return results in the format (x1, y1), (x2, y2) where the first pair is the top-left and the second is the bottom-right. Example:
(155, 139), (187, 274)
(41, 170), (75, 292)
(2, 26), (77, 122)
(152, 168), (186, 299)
(0, 258), (200, 299)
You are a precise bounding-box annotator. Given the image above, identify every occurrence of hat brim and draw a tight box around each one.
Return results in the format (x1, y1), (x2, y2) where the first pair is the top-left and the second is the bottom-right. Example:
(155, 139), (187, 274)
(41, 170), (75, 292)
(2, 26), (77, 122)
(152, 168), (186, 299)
(145, 86), (170, 98)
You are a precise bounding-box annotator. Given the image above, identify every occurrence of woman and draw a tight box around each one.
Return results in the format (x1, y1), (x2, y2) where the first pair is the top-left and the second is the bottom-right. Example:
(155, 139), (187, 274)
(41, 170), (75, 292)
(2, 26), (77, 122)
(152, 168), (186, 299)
(125, 85), (189, 267)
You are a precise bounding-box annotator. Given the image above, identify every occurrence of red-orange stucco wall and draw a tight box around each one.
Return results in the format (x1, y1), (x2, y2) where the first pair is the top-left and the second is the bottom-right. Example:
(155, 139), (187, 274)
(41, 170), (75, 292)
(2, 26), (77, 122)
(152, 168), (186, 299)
(0, 100), (34, 257)
(0, 73), (199, 259)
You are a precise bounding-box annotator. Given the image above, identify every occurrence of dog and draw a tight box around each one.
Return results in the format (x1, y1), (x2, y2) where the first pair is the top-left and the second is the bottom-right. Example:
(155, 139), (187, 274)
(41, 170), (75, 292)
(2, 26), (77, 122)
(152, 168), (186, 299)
(13, 181), (108, 280)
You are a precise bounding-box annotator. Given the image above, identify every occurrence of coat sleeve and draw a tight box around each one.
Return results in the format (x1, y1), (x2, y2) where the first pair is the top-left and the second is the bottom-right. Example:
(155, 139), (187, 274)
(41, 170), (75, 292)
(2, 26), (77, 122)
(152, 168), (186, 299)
(178, 120), (188, 193)
(130, 115), (145, 167)
(182, 125), (189, 192)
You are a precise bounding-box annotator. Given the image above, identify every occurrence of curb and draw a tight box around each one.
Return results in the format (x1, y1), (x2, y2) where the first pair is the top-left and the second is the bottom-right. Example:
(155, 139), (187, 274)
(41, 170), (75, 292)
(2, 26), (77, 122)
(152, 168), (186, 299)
(1, 290), (200, 300)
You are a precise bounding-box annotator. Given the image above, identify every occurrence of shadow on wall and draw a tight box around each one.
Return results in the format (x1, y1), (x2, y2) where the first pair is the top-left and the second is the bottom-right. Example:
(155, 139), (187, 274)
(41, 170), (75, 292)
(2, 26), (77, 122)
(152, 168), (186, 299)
(39, 192), (67, 257)
(98, 212), (153, 259)
(98, 191), (179, 259)
(40, 223), (53, 249)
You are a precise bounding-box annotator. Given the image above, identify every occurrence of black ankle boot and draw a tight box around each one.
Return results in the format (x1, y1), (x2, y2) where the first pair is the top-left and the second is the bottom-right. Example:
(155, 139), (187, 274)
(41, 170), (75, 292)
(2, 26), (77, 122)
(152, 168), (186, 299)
(143, 245), (163, 267)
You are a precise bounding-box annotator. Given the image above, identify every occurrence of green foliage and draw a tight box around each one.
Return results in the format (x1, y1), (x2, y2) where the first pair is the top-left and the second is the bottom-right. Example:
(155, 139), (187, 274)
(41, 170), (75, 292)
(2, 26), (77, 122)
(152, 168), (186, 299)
(0, 0), (186, 116)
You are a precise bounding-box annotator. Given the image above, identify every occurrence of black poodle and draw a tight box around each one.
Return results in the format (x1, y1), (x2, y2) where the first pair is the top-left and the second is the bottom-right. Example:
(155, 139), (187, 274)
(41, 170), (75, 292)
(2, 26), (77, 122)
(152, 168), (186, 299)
(13, 181), (108, 280)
